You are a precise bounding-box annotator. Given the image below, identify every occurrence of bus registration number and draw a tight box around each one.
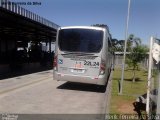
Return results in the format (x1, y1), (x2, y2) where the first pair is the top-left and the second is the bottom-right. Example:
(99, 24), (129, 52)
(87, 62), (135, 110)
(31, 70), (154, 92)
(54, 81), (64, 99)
(84, 60), (99, 67)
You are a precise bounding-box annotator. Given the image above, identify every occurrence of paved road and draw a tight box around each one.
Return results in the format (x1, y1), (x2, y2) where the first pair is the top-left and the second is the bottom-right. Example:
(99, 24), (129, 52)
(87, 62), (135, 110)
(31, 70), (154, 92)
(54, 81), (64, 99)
(0, 70), (111, 120)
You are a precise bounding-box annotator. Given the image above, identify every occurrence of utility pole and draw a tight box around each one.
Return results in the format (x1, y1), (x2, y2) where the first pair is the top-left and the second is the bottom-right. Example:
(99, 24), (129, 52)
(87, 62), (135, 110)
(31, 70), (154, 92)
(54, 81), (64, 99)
(119, 0), (131, 95)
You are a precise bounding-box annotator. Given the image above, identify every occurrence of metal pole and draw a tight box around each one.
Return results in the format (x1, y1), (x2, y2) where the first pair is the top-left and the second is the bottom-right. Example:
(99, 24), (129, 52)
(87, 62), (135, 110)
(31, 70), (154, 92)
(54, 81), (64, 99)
(119, 0), (131, 95)
(146, 36), (154, 115)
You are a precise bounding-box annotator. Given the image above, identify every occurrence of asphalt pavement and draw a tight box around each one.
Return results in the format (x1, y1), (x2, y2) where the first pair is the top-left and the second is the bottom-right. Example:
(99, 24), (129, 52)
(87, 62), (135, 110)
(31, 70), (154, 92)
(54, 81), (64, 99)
(0, 70), (112, 120)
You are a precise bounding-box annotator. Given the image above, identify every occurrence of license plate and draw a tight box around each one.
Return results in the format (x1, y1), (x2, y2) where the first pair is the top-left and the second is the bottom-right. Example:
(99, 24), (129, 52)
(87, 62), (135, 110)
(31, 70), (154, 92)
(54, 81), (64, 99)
(71, 69), (85, 73)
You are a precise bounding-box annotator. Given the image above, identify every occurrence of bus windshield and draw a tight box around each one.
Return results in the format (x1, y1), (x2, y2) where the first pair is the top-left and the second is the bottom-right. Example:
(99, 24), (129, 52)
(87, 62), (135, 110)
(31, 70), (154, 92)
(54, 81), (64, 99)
(58, 28), (103, 53)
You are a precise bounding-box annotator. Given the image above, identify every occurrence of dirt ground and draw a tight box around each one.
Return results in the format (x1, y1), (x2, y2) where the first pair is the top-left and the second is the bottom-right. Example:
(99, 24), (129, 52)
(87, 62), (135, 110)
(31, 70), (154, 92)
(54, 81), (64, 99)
(117, 100), (137, 114)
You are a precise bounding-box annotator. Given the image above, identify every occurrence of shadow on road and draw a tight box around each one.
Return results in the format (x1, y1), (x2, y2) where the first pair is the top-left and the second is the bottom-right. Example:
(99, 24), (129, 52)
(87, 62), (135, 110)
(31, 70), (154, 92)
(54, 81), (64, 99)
(0, 66), (52, 80)
(57, 82), (106, 93)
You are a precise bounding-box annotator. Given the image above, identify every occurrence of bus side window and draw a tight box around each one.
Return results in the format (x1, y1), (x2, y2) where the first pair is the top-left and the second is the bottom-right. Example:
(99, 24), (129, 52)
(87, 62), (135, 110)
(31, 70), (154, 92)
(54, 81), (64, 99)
(108, 38), (112, 52)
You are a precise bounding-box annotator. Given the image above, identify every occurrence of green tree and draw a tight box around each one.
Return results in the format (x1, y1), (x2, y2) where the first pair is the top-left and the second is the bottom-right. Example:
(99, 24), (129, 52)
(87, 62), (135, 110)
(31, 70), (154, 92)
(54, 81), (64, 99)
(126, 35), (148, 82)
(114, 34), (141, 52)
(118, 40), (125, 51)
(111, 38), (119, 52)
(127, 34), (141, 51)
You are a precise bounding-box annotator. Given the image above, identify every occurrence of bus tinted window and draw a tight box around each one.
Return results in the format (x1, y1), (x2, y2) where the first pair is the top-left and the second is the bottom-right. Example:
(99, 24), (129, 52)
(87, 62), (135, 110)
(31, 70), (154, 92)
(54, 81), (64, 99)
(58, 29), (103, 53)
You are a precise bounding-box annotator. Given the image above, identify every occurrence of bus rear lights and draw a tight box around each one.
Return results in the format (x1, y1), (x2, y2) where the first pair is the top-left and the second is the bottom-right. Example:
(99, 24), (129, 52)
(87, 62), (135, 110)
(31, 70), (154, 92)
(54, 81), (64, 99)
(53, 55), (58, 70)
(100, 60), (106, 75)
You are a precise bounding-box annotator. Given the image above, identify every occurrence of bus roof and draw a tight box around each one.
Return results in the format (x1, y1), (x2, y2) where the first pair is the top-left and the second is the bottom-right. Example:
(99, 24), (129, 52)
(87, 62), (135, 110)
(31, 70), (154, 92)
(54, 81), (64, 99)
(59, 26), (106, 31)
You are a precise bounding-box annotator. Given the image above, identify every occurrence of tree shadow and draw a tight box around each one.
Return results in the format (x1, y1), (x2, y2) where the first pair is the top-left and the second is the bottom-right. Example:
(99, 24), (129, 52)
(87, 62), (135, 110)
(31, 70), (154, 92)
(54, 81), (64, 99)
(113, 78), (121, 81)
(124, 78), (144, 82)
(125, 68), (141, 71)
(142, 71), (148, 77)
(113, 77), (144, 82)
(57, 82), (107, 93)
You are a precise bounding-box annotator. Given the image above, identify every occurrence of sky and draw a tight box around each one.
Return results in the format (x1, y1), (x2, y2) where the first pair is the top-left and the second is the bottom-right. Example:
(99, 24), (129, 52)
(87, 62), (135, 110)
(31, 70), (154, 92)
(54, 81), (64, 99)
(12, 0), (160, 45)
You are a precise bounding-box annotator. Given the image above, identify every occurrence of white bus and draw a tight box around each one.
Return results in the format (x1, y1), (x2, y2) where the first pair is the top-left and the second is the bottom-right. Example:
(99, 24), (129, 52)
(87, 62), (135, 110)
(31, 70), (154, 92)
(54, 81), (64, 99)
(53, 25), (114, 85)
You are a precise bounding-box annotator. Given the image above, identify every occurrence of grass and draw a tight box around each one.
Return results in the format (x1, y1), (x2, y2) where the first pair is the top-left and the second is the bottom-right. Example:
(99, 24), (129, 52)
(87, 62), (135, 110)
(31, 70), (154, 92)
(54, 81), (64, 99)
(110, 67), (148, 114)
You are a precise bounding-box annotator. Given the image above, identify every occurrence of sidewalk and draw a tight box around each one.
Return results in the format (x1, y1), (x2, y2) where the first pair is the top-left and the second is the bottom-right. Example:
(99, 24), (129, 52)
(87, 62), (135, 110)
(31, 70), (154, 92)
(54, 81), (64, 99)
(0, 63), (52, 80)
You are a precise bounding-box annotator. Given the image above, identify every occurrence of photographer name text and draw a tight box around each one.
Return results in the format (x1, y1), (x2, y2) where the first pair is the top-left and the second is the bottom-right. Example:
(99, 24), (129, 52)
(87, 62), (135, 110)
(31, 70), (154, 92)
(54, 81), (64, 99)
(2, 1), (41, 6)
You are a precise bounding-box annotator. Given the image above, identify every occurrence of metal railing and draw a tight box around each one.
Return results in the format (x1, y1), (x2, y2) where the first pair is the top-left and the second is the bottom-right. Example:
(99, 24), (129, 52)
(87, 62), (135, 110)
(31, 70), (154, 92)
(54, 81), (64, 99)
(0, 0), (59, 29)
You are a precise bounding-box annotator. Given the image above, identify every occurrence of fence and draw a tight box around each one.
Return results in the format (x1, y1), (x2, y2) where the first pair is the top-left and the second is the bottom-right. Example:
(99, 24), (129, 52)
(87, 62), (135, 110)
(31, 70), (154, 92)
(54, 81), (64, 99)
(152, 38), (160, 116)
(114, 52), (149, 69)
(146, 37), (160, 117)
